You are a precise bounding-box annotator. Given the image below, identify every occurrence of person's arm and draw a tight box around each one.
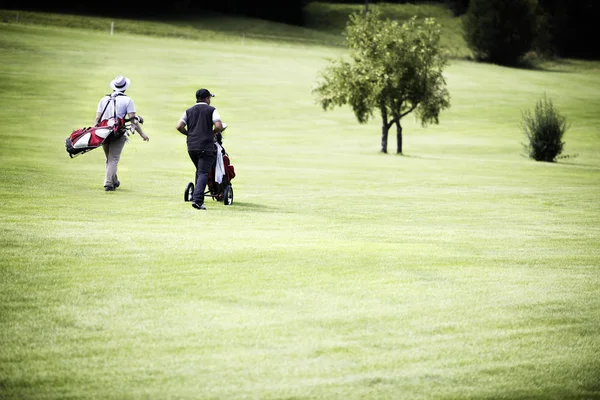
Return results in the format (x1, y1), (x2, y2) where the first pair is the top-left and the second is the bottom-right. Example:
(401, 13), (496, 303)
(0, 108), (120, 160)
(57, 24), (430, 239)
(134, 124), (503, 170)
(176, 120), (187, 135)
(124, 98), (148, 141)
(212, 108), (223, 133)
(128, 112), (149, 141)
(213, 120), (223, 133)
(176, 111), (188, 135)
(95, 97), (106, 125)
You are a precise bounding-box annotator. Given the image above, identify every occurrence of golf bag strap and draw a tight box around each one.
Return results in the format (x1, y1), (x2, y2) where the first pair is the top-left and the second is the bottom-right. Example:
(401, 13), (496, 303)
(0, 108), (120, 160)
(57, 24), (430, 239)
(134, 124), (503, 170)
(95, 93), (126, 127)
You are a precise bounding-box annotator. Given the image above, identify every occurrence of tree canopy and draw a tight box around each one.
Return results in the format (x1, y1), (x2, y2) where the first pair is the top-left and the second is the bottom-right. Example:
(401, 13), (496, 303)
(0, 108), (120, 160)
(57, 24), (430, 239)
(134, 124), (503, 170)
(463, 0), (537, 65)
(313, 8), (450, 154)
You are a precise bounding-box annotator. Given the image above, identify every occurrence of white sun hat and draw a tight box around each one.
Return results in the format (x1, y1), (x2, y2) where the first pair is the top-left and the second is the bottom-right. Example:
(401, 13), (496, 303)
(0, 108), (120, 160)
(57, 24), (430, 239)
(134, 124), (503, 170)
(110, 75), (130, 92)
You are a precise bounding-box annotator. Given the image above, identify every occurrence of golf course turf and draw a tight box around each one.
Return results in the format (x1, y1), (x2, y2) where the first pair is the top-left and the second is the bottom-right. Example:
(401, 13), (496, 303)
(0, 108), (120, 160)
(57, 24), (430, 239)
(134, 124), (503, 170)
(1, 7), (599, 399)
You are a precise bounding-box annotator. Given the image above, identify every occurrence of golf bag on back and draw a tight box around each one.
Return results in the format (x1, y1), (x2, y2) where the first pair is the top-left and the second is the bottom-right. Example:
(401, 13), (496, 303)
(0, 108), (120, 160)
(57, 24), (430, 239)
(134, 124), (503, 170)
(65, 93), (128, 158)
(65, 118), (126, 158)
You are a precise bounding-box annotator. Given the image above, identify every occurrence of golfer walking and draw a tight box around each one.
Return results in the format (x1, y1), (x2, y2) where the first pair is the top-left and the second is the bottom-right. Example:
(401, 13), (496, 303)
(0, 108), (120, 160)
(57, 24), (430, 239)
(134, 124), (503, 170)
(176, 88), (223, 210)
(95, 75), (149, 191)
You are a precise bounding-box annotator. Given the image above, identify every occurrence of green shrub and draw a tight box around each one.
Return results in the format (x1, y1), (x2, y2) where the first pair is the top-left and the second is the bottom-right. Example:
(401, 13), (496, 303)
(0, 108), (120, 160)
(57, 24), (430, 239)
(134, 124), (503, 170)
(521, 94), (569, 162)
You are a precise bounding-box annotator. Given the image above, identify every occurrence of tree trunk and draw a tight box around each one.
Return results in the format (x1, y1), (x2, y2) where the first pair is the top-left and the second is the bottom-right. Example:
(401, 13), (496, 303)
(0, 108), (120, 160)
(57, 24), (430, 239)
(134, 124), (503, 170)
(364, 0), (369, 14)
(380, 105), (389, 153)
(381, 125), (389, 153)
(396, 120), (403, 154)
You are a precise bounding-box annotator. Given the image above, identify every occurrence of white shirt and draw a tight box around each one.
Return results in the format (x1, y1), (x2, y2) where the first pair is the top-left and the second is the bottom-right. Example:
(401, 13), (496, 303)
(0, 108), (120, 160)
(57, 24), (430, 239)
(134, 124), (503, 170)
(97, 91), (135, 120)
(179, 102), (221, 125)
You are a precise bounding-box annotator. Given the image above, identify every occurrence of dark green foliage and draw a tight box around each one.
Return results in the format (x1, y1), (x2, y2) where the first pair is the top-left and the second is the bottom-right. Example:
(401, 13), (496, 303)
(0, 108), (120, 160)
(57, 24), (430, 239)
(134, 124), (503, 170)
(463, 0), (537, 65)
(537, 0), (600, 59)
(0, 0), (308, 25)
(444, 0), (470, 16)
(522, 94), (568, 162)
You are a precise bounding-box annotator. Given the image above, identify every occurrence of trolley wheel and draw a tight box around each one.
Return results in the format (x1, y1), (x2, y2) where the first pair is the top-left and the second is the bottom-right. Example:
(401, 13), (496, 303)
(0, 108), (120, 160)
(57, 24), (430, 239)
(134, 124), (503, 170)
(223, 185), (233, 205)
(184, 182), (194, 202)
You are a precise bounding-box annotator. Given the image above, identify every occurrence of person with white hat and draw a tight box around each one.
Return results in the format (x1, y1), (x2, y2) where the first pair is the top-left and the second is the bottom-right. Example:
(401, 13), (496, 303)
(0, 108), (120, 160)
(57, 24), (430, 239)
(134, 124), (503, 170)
(94, 75), (150, 191)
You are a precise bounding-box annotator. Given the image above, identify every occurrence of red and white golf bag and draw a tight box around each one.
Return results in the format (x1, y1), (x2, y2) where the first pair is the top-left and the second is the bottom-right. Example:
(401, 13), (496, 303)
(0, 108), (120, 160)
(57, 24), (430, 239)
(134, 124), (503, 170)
(65, 117), (126, 158)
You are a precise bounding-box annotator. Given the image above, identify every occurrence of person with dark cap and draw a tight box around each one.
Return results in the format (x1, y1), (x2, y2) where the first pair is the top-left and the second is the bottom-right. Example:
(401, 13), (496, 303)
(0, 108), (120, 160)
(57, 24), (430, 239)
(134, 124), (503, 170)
(95, 75), (150, 192)
(176, 88), (224, 210)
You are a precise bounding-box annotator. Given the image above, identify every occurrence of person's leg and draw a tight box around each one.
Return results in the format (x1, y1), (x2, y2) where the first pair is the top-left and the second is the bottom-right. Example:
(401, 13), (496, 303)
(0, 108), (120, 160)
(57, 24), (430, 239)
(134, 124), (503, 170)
(188, 151), (199, 182)
(188, 151), (203, 204)
(104, 136), (126, 189)
(193, 150), (216, 206)
(102, 142), (112, 189)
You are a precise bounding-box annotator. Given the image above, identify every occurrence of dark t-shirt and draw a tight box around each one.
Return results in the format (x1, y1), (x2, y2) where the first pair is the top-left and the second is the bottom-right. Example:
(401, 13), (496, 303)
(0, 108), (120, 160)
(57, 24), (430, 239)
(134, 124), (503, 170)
(185, 103), (215, 151)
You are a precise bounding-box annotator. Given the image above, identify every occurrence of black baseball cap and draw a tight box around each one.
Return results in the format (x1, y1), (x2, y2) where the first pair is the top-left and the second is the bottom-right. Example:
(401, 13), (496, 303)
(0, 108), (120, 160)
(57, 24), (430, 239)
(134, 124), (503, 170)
(196, 88), (215, 100)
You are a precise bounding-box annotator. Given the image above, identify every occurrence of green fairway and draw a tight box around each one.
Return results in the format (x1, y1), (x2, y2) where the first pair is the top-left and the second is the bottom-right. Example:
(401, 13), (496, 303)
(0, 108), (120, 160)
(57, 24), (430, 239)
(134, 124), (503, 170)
(1, 8), (599, 400)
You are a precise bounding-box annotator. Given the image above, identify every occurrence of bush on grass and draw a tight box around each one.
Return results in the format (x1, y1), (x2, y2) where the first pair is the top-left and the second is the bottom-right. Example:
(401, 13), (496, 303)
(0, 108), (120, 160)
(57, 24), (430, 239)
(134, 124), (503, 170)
(521, 94), (569, 162)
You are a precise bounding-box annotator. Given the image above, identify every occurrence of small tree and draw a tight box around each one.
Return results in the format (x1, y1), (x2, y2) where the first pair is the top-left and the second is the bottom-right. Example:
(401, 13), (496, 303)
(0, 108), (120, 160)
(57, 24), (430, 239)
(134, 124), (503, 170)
(521, 94), (568, 162)
(463, 0), (537, 66)
(313, 8), (450, 154)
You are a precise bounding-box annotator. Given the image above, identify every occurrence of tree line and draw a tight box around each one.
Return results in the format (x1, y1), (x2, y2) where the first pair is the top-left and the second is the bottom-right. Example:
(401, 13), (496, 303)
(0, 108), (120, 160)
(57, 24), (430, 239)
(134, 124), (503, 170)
(458, 0), (599, 60)
(0, 0), (307, 25)
(1, 0), (598, 59)
(322, 0), (600, 59)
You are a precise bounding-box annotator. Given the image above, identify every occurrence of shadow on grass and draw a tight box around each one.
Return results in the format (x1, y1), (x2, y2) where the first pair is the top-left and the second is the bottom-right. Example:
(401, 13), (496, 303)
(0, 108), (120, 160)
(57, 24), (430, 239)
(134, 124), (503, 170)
(459, 54), (592, 73)
(555, 160), (600, 170)
(481, 56), (600, 73)
(228, 201), (273, 212)
(394, 153), (445, 161)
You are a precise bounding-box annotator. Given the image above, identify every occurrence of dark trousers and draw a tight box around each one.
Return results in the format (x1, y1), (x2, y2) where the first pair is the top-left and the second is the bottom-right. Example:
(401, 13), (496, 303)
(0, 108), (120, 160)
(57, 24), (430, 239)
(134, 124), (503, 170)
(188, 149), (216, 204)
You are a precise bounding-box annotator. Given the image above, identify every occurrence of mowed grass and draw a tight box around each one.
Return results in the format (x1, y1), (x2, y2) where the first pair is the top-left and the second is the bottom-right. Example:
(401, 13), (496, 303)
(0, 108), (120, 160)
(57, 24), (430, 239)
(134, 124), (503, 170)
(1, 12), (600, 400)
